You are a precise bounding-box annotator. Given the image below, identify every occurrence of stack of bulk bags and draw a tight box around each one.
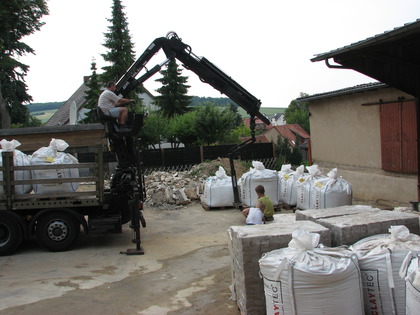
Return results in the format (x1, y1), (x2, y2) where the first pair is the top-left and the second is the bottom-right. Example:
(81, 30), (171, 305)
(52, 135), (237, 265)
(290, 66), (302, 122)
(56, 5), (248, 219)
(238, 161), (280, 207)
(202, 166), (234, 207)
(296, 165), (325, 210)
(310, 168), (352, 209)
(350, 225), (420, 315)
(400, 252), (420, 314)
(259, 229), (364, 315)
(278, 164), (304, 207)
(0, 139), (32, 195)
(30, 138), (80, 194)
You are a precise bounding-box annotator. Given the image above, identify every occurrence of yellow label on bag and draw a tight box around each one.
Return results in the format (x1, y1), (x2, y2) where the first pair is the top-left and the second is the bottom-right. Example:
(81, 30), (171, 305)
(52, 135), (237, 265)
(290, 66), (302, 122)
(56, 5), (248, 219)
(44, 156), (55, 163)
(284, 174), (290, 180)
(315, 182), (324, 188)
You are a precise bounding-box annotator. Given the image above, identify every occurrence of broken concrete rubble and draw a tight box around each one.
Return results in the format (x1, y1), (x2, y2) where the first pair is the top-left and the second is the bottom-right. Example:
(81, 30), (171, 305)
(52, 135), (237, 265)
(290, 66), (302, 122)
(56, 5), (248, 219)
(144, 170), (205, 209)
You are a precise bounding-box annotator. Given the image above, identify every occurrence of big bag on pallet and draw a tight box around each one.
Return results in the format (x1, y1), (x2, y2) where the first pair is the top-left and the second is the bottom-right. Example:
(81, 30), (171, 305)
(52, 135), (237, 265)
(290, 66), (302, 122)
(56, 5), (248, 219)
(238, 161), (280, 207)
(350, 225), (420, 315)
(0, 139), (32, 195)
(30, 139), (79, 194)
(310, 168), (352, 209)
(259, 229), (364, 315)
(202, 166), (234, 207)
(400, 252), (420, 315)
(296, 164), (325, 210)
(278, 164), (303, 206)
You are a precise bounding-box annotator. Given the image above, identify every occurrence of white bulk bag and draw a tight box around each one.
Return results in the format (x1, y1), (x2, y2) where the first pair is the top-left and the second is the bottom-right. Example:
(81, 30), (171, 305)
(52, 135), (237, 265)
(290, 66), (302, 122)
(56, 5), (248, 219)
(296, 164), (325, 210)
(203, 166), (234, 207)
(278, 164), (303, 206)
(0, 139), (32, 195)
(310, 168), (352, 209)
(238, 161), (280, 207)
(30, 139), (79, 194)
(350, 226), (420, 315)
(400, 252), (420, 315)
(259, 229), (364, 315)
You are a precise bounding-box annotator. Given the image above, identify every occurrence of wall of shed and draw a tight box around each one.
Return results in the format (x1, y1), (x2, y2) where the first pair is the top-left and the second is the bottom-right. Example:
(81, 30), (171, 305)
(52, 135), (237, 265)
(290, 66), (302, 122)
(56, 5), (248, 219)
(309, 87), (416, 205)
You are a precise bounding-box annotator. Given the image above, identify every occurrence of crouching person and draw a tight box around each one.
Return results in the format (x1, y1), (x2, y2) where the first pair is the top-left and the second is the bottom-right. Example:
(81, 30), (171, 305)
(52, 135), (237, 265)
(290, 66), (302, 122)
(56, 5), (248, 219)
(243, 201), (266, 225)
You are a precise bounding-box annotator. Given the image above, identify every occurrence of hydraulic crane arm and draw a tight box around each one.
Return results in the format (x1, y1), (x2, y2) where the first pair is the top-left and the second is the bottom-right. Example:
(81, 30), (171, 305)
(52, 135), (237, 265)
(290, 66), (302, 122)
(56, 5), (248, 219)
(115, 32), (270, 125)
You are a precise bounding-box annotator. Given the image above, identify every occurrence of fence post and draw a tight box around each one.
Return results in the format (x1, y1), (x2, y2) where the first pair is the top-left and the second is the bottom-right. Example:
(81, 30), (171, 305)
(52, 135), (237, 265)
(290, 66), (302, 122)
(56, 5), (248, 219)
(160, 148), (165, 167)
(200, 146), (204, 162)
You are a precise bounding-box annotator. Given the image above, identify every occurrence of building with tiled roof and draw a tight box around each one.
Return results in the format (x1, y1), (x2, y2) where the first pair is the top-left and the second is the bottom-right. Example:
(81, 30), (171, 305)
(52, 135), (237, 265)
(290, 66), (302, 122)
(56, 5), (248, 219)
(300, 18), (420, 205)
(45, 81), (156, 126)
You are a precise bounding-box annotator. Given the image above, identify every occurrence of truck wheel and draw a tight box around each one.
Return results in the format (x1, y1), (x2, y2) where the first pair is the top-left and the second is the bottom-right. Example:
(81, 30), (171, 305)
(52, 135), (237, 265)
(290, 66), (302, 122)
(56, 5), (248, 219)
(0, 214), (23, 256)
(36, 212), (80, 252)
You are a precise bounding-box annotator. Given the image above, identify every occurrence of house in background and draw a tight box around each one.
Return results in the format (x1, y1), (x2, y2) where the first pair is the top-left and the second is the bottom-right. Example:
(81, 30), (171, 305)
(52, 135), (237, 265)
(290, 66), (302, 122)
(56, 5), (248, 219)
(262, 124), (310, 161)
(298, 82), (416, 205)
(45, 79), (156, 126)
(271, 113), (286, 126)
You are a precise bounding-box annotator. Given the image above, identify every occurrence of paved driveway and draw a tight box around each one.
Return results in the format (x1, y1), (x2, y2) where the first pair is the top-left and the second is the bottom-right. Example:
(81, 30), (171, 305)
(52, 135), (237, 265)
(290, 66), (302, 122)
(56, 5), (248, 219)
(0, 204), (244, 315)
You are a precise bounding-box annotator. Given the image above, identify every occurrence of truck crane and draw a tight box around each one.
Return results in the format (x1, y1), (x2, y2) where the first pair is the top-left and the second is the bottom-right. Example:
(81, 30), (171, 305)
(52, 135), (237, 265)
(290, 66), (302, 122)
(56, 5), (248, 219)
(0, 32), (269, 256)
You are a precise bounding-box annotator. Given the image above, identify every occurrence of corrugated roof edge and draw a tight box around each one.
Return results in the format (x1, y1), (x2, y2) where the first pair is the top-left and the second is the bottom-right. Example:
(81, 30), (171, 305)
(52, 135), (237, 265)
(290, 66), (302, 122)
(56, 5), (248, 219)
(297, 82), (388, 102)
(311, 19), (420, 62)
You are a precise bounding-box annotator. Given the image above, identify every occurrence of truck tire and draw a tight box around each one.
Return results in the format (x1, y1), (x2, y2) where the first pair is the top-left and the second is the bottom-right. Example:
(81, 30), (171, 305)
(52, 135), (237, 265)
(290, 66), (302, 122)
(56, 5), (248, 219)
(0, 213), (23, 256)
(36, 212), (80, 252)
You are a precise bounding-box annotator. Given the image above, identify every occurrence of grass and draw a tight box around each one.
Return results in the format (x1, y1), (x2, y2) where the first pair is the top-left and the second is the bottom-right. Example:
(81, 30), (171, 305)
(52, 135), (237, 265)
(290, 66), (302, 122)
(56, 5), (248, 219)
(31, 109), (57, 123)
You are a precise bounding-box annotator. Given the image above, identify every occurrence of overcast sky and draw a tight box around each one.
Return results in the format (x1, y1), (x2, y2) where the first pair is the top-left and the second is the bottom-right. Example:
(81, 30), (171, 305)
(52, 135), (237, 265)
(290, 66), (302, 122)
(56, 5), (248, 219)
(20, 0), (420, 108)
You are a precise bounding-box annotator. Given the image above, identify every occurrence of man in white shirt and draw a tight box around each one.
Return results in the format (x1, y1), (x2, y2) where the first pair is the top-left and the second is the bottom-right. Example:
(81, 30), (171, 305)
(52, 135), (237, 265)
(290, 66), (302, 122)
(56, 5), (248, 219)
(98, 81), (133, 129)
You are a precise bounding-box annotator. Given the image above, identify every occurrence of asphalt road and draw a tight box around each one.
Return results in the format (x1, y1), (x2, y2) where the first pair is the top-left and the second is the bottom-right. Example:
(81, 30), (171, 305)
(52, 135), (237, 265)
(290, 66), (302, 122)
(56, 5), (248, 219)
(0, 203), (245, 315)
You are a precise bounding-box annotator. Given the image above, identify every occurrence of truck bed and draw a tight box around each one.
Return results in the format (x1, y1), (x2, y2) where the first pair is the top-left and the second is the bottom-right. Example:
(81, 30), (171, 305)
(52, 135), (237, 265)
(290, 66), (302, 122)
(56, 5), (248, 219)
(0, 151), (104, 211)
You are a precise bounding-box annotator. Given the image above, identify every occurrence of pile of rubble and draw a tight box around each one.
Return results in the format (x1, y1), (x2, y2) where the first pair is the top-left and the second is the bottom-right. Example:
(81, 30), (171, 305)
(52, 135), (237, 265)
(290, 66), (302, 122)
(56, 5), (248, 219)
(144, 171), (204, 209)
(143, 158), (250, 210)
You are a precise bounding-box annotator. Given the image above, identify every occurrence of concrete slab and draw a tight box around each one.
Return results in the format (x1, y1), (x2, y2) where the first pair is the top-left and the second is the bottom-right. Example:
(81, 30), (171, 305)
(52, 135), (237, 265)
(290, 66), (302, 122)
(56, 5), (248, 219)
(316, 210), (420, 246)
(295, 205), (380, 221)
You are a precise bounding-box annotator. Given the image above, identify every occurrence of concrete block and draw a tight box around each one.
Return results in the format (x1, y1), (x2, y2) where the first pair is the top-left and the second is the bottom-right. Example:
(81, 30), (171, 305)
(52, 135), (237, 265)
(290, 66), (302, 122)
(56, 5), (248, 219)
(228, 220), (330, 315)
(295, 205), (380, 221)
(316, 210), (420, 246)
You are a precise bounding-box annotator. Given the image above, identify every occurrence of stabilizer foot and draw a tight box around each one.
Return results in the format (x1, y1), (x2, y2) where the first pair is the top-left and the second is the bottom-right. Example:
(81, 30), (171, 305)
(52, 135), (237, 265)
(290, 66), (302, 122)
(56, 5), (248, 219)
(120, 248), (145, 255)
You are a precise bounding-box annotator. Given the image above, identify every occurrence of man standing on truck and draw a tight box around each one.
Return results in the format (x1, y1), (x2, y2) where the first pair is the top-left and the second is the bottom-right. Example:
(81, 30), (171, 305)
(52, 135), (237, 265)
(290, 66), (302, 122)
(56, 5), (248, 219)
(98, 81), (133, 130)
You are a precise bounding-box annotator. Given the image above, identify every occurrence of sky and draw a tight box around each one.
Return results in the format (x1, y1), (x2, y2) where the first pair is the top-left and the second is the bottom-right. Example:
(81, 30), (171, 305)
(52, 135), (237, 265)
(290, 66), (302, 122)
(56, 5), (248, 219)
(19, 0), (420, 108)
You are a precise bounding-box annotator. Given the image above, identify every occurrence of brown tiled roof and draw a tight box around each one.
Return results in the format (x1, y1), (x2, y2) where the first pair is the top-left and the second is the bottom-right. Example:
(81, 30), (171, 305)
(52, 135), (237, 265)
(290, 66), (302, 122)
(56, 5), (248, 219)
(45, 83), (89, 126)
(263, 124), (310, 147)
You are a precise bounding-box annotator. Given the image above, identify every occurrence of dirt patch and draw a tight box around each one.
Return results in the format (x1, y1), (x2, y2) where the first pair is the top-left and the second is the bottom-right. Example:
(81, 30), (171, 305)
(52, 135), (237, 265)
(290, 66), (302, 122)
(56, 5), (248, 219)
(189, 158), (250, 179)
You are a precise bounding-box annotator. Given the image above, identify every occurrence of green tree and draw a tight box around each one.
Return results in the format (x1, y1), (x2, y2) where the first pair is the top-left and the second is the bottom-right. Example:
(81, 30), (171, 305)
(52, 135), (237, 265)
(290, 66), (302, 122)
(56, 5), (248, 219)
(228, 103), (243, 127)
(138, 112), (170, 149)
(0, 0), (48, 128)
(170, 111), (199, 147)
(100, 0), (135, 84)
(155, 58), (192, 117)
(222, 123), (252, 144)
(284, 93), (310, 134)
(194, 103), (236, 146)
(80, 60), (101, 124)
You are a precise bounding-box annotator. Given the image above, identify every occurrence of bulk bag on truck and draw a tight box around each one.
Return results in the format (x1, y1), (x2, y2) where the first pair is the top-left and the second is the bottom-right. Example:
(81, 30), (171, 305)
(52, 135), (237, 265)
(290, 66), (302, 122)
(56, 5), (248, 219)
(0, 139), (32, 195)
(350, 225), (420, 315)
(259, 229), (364, 315)
(400, 252), (420, 315)
(202, 166), (234, 207)
(296, 164), (325, 210)
(310, 168), (352, 209)
(238, 161), (280, 207)
(278, 164), (304, 206)
(30, 138), (79, 194)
